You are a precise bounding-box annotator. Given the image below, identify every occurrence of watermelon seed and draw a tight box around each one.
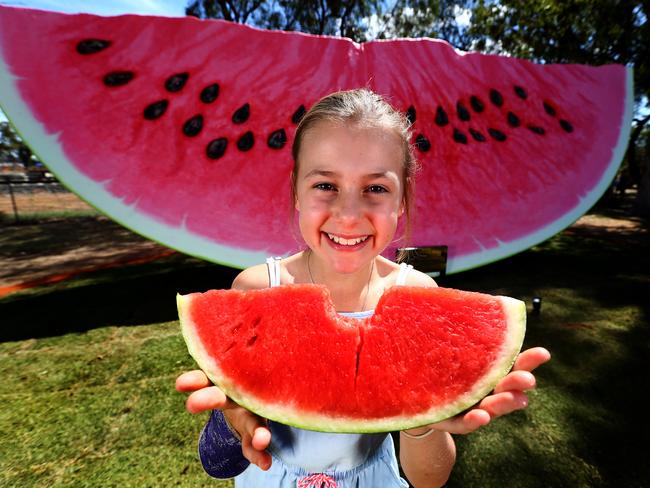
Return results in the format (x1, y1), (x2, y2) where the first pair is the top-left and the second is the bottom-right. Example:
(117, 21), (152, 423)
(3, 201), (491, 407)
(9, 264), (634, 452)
(103, 71), (134, 87)
(76, 39), (111, 55)
(507, 111), (521, 127)
(489, 89), (504, 107)
(143, 100), (168, 120)
(247, 335), (258, 347)
(406, 105), (416, 124)
(488, 128), (507, 142)
(543, 101), (556, 117)
(267, 129), (287, 149)
(559, 119), (574, 133)
(292, 105), (306, 124)
(206, 138), (228, 159)
(470, 95), (484, 113)
(183, 115), (203, 137)
(232, 103), (250, 124)
(453, 128), (468, 144)
(435, 106), (449, 126)
(415, 134), (431, 151)
(514, 85), (527, 99)
(527, 125), (546, 135)
(469, 128), (486, 142)
(456, 102), (470, 122)
(200, 83), (220, 104)
(165, 73), (189, 93)
(237, 131), (254, 151)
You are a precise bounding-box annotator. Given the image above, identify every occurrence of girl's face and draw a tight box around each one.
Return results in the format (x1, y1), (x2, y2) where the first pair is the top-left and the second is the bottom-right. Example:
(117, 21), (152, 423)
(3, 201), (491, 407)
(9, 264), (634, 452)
(294, 121), (405, 275)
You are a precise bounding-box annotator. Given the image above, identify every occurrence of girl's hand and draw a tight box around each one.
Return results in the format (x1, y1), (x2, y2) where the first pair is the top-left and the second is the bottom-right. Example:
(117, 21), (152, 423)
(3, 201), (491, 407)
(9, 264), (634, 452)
(176, 370), (273, 470)
(407, 347), (551, 436)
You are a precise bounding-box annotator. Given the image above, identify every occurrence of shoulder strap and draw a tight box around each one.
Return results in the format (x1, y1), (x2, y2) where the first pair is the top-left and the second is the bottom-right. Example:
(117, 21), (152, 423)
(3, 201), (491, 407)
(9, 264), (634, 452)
(265, 257), (283, 287)
(395, 262), (414, 286)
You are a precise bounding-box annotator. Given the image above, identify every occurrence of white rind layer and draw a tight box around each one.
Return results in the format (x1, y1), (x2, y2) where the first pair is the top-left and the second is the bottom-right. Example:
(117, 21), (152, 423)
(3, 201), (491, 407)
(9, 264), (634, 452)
(178, 291), (527, 433)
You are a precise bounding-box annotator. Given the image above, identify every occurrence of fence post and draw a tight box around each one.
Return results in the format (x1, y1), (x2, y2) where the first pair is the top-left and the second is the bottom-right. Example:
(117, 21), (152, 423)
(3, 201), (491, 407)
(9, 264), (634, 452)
(1, 177), (20, 223)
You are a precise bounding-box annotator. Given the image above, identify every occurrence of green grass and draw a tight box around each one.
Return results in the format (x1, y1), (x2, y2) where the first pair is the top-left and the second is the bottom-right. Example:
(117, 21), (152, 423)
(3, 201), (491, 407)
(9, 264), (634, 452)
(1, 211), (648, 487)
(0, 209), (99, 224)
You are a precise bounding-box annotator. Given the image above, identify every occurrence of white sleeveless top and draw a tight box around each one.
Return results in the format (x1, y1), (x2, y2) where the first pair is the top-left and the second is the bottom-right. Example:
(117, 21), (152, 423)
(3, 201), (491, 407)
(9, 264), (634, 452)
(262, 257), (413, 471)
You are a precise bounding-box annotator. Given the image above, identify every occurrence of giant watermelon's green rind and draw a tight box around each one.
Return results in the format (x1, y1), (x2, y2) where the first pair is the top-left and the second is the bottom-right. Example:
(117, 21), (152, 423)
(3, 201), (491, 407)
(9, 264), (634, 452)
(177, 286), (526, 433)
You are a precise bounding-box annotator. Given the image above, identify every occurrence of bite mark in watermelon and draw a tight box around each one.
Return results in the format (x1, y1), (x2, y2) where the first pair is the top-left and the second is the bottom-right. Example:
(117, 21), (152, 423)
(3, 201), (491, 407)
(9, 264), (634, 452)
(0, 6), (633, 272)
(178, 285), (526, 433)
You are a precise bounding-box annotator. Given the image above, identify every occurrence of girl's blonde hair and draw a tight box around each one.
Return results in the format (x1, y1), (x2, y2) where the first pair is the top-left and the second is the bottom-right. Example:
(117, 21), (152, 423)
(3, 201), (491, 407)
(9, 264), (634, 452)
(290, 88), (419, 252)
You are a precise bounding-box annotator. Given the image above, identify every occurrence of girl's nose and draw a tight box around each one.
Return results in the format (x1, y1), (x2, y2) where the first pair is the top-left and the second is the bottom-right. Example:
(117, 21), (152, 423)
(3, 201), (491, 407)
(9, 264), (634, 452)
(333, 192), (363, 222)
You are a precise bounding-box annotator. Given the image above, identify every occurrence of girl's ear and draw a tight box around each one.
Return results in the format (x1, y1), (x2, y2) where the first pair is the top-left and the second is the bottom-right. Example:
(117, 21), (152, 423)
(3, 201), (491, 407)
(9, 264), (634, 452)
(398, 197), (405, 217)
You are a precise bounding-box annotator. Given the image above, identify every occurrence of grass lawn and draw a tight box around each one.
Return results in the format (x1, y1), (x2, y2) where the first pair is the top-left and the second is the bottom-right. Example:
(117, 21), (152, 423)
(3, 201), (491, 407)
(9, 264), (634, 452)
(0, 204), (648, 487)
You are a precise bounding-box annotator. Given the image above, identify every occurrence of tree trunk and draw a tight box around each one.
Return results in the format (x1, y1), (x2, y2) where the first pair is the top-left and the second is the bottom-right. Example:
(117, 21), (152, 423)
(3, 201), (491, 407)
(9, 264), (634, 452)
(636, 165), (650, 218)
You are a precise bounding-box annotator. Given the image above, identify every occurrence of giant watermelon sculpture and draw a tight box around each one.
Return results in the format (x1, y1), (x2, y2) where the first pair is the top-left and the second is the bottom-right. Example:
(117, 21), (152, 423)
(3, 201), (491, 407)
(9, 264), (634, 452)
(0, 6), (633, 272)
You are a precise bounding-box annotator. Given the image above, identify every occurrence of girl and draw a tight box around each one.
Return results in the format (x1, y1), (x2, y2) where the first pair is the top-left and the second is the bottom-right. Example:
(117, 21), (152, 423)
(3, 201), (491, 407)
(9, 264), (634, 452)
(176, 88), (550, 487)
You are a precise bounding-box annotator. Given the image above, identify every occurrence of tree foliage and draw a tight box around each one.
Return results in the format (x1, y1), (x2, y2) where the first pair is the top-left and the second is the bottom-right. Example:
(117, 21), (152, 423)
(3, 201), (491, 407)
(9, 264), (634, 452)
(0, 121), (33, 164)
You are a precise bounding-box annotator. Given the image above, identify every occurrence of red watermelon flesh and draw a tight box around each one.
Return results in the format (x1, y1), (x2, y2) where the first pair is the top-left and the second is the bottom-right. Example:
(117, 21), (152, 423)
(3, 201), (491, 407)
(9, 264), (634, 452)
(178, 285), (526, 432)
(0, 6), (632, 272)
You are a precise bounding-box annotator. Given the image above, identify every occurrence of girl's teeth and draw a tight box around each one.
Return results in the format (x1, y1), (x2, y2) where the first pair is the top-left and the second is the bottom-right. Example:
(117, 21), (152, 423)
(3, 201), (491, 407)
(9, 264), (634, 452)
(327, 233), (369, 246)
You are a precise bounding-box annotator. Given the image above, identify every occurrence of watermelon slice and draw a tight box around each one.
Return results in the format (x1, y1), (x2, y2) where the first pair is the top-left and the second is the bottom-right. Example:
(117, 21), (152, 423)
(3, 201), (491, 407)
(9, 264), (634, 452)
(178, 285), (526, 433)
(0, 6), (633, 273)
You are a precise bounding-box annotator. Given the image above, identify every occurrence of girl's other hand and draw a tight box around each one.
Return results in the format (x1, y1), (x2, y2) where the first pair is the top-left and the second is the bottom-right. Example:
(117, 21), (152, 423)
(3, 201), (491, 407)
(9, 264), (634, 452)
(424, 347), (551, 435)
(176, 370), (273, 470)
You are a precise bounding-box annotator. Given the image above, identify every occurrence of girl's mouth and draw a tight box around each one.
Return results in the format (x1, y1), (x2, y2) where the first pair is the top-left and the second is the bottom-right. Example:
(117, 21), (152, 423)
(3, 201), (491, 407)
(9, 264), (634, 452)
(323, 232), (371, 250)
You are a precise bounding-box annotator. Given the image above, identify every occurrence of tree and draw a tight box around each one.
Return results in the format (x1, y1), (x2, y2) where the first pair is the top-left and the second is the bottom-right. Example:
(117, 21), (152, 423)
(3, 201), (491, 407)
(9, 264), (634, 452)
(186, 0), (383, 42)
(0, 120), (34, 165)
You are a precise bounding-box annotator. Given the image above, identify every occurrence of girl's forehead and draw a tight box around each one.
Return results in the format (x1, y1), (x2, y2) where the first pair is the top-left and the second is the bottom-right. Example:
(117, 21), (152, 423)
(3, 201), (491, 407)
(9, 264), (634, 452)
(298, 121), (404, 172)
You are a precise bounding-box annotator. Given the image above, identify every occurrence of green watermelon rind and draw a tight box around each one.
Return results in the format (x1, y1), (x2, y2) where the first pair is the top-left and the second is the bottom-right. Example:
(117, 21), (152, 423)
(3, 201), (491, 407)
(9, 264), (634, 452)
(0, 53), (269, 270)
(177, 288), (526, 433)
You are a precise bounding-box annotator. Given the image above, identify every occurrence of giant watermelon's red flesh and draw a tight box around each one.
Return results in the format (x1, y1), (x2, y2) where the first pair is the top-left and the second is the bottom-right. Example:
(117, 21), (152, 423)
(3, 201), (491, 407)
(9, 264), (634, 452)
(178, 285), (526, 432)
(0, 6), (632, 272)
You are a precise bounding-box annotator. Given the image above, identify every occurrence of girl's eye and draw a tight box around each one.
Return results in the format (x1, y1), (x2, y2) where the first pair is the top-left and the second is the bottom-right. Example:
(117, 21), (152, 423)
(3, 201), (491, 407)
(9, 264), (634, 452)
(314, 182), (336, 192)
(367, 185), (388, 194)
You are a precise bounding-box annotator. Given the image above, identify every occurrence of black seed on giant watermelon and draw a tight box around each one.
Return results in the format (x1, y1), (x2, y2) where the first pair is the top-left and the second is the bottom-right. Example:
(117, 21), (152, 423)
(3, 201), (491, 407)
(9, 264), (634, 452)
(514, 85), (527, 99)
(470, 96), (484, 113)
(143, 100), (168, 120)
(292, 105), (306, 124)
(469, 128), (486, 142)
(415, 134), (431, 151)
(183, 115), (203, 137)
(103, 71), (134, 87)
(267, 129), (287, 149)
(200, 83), (220, 104)
(165, 73), (189, 92)
(527, 125), (546, 135)
(406, 105), (416, 124)
(232, 103), (250, 124)
(206, 138), (228, 160)
(488, 128), (507, 142)
(237, 131), (254, 151)
(543, 102), (556, 116)
(489, 89), (504, 107)
(456, 102), (470, 121)
(507, 112), (520, 127)
(76, 39), (111, 55)
(435, 106), (449, 126)
(559, 119), (574, 133)
(453, 128), (468, 144)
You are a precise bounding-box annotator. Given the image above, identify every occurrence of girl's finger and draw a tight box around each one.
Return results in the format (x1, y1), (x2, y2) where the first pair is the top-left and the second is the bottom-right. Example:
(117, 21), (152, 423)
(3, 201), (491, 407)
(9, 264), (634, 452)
(186, 386), (230, 414)
(432, 408), (490, 435)
(478, 390), (528, 418)
(493, 370), (536, 394)
(175, 370), (211, 392)
(513, 347), (551, 372)
(251, 425), (272, 451)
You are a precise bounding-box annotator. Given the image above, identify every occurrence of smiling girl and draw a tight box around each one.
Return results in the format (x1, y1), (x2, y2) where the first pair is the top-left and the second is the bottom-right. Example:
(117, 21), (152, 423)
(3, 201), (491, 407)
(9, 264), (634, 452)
(176, 88), (550, 487)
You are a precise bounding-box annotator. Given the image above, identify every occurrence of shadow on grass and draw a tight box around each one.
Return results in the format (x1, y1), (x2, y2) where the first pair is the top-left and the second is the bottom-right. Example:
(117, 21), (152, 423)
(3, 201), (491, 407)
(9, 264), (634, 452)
(0, 254), (239, 342)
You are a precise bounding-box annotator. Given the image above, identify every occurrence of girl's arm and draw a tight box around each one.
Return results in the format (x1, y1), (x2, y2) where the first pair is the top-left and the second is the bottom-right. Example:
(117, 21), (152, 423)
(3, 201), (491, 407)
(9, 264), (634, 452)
(399, 429), (456, 488)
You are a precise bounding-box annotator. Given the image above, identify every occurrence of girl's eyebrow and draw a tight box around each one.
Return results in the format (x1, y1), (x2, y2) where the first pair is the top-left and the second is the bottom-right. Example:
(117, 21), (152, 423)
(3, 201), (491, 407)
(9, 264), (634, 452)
(304, 169), (392, 179)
